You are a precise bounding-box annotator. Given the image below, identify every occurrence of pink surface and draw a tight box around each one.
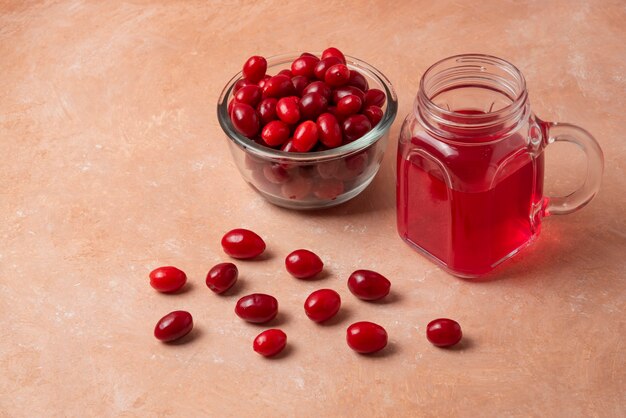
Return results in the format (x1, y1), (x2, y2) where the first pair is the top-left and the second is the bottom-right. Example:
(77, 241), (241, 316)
(1, 1), (625, 417)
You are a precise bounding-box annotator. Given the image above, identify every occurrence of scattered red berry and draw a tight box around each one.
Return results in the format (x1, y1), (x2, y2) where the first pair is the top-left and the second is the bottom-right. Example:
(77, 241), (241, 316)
(285, 249), (324, 279)
(426, 318), (462, 347)
(346, 321), (388, 354)
(235, 293), (279, 323)
(253, 329), (287, 357)
(154, 311), (193, 342)
(149, 266), (187, 293)
(347, 270), (391, 301)
(304, 289), (341, 323)
(206, 262), (238, 294)
(221, 228), (266, 259)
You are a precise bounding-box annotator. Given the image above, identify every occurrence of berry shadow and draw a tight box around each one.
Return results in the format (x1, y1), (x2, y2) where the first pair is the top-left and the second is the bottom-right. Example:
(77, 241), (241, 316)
(319, 305), (353, 326)
(446, 336), (474, 351)
(370, 290), (402, 305)
(162, 281), (195, 296)
(221, 278), (249, 297)
(164, 327), (203, 346)
(266, 343), (295, 360)
(246, 311), (290, 327)
(362, 341), (400, 359)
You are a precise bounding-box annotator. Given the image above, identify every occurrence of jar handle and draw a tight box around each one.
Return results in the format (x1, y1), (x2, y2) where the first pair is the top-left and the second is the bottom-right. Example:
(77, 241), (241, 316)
(543, 122), (604, 215)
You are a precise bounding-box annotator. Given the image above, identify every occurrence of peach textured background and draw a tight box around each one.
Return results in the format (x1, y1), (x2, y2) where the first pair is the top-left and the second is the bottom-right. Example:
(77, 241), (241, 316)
(1, 0), (625, 417)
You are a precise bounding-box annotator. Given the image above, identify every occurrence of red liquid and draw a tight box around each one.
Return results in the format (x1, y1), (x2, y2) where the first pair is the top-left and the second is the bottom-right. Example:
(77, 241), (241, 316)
(397, 111), (544, 276)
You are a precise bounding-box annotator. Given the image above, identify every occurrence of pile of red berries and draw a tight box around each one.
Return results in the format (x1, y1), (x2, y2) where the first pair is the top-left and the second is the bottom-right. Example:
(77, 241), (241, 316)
(228, 48), (386, 152)
(151, 228), (463, 357)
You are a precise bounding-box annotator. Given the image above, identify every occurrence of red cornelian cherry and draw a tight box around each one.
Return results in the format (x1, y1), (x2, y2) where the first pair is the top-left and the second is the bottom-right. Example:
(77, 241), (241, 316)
(230, 102), (260, 138)
(293, 121), (319, 152)
(278, 69), (293, 78)
(154, 310), (193, 342)
(316, 113), (342, 148)
(332, 85), (365, 103)
(299, 92), (328, 120)
(262, 74), (296, 98)
(221, 228), (266, 259)
(313, 57), (342, 80)
(364, 88), (386, 107)
(304, 289), (341, 322)
(257, 98), (278, 125)
(281, 139), (296, 153)
(234, 78), (255, 93)
(257, 75), (271, 89)
(347, 270), (391, 301)
(291, 75), (309, 96)
(285, 249), (323, 279)
(149, 266), (187, 293)
(302, 81), (332, 100)
(261, 120), (290, 147)
(235, 293), (278, 323)
(322, 47), (346, 64)
(206, 262), (238, 294)
(234, 85), (262, 107)
(291, 55), (319, 78)
(347, 70), (369, 91)
(242, 56), (267, 83)
(253, 329), (287, 357)
(342, 114), (372, 142)
(276, 97), (301, 125)
(363, 105), (384, 126)
(426, 318), (463, 347)
(325, 64), (350, 87)
(336, 94), (362, 117)
(346, 321), (388, 354)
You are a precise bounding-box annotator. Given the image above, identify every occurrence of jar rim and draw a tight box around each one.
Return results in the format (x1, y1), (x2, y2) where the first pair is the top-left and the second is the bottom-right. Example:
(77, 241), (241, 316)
(415, 54), (530, 144)
(217, 53), (398, 163)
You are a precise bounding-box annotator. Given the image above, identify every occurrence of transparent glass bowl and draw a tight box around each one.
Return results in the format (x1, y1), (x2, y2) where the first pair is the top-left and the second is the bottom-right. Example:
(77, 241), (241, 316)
(217, 53), (397, 210)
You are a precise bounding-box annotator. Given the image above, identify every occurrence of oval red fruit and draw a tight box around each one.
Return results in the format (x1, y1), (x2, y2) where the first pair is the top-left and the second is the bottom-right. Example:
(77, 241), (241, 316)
(426, 318), (462, 347)
(285, 249), (323, 279)
(221, 228), (266, 259)
(347, 270), (391, 301)
(346, 321), (388, 354)
(235, 293), (278, 323)
(304, 289), (341, 322)
(253, 329), (287, 357)
(206, 262), (238, 294)
(149, 266), (187, 293)
(154, 311), (193, 342)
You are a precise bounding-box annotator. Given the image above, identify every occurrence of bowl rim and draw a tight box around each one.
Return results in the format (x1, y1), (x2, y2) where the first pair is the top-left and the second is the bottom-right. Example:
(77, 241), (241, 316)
(217, 52), (398, 163)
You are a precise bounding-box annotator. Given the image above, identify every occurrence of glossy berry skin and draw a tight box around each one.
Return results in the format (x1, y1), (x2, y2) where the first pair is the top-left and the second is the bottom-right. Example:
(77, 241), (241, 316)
(253, 329), (287, 357)
(206, 262), (238, 294)
(364, 88), (386, 107)
(304, 289), (341, 322)
(342, 114), (372, 142)
(316, 113), (342, 148)
(234, 85), (262, 107)
(221, 228), (266, 259)
(257, 98), (278, 125)
(347, 270), (391, 301)
(285, 249), (323, 279)
(257, 75), (271, 89)
(291, 55), (319, 78)
(234, 78), (255, 93)
(346, 321), (388, 354)
(154, 311), (193, 342)
(276, 97), (301, 125)
(261, 120), (290, 147)
(426, 318), (462, 347)
(293, 121), (319, 152)
(363, 105), (384, 126)
(149, 266), (187, 293)
(299, 92), (328, 120)
(230, 102), (260, 138)
(336, 94), (362, 117)
(291, 75), (309, 96)
(325, 64), (350, 87)
(332, 85), (365, 103)
(262, 75), (296, 98)
(322, 47), (346, 64)
(278, 69), (293, 78)
(235, 293), (278, 323)
(281, 139), (296, 153)
(313, 57), (342, 80)
(242, 56), (267, 83)
(302, 81), (332, 100)
(348, 70), (369, 91)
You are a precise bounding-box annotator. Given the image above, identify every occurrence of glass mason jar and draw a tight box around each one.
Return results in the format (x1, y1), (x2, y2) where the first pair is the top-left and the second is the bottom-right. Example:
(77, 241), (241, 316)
(397, 54), (604, 278)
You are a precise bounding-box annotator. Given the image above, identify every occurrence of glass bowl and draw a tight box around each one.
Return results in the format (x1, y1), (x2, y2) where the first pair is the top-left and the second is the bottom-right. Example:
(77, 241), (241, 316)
(217, 53), (398, 210)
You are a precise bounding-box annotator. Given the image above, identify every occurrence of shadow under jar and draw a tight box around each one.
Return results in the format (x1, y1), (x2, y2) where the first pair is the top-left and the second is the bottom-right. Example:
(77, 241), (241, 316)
(218, 53), (397, 210)
(397, 54), (603, 278)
